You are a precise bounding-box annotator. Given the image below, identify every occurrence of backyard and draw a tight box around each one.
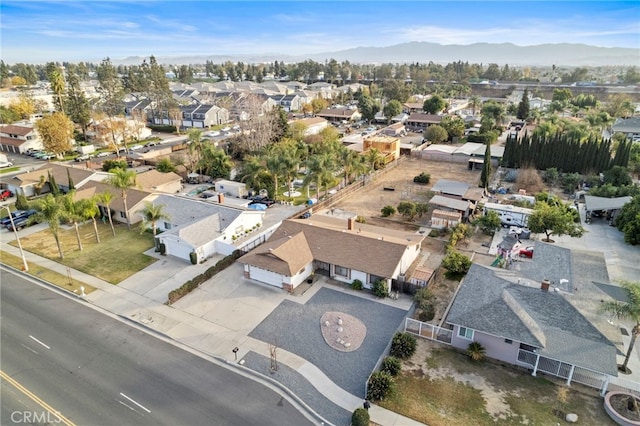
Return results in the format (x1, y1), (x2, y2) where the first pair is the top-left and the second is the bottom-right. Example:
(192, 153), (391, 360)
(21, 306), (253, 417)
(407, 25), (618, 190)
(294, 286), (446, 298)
(12, 222), (156, 284)
(379, 339), (615, 426)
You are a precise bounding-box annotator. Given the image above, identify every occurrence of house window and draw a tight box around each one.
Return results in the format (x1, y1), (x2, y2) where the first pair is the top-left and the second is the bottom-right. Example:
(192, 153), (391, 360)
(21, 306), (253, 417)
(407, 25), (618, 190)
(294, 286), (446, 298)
(164, 222), (173, 230)
(119, 211), (126, 219)
(458, 327), (474, 340)
(504, 339), (513, 344)
(334, 265), (349, 277)
(369, 274), (384, 285)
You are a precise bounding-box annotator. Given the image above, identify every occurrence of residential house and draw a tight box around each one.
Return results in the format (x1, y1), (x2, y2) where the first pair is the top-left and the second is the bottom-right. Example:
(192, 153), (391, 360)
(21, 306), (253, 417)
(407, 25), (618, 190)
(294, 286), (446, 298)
(381, 122), (407, 137)
(431, 179), (470, 198)
(363, 135), (400, 163)
(403, 102), (425, 114)
(135, 169), (183, 194)
(446, 244), (620, 380)
(0, 124), (42, 154)
(180, 104), (229, 128)
(428, 195), (472, 221)
(610, 117), (640, 141)
(405, 113), (443, 131)
(289, 117), (329, 136)
(152, 195), (265, 262)
(6, 163), (107, 197)
(239, 215), (425, 292)
(269, 94), (302, 112)
(76, 181), (153, 226)
(317, 108), (361, 124)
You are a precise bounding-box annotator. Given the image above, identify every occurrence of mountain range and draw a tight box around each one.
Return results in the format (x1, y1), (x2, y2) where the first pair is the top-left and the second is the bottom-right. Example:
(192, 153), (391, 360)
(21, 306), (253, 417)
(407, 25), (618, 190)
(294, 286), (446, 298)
(113, 42), (639, 67)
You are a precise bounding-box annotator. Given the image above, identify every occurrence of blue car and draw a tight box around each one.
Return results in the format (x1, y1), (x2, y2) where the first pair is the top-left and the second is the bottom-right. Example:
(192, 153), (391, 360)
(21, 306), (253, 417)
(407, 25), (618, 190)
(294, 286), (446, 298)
(1, 209), (36, 228)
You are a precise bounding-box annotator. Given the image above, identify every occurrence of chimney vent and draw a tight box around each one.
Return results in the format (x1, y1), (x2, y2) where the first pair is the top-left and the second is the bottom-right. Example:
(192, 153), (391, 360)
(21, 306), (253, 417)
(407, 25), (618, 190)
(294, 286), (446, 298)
(541, 279), (551, 292)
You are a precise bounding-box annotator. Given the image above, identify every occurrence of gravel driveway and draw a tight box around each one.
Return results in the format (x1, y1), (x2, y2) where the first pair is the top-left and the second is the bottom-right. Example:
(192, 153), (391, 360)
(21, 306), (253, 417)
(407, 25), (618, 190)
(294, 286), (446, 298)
(248, 287), (409, 396)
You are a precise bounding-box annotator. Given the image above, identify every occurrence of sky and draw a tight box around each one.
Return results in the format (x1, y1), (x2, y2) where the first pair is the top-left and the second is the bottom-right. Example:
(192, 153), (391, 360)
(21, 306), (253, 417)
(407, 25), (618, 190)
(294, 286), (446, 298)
(1, 1), (639, 64)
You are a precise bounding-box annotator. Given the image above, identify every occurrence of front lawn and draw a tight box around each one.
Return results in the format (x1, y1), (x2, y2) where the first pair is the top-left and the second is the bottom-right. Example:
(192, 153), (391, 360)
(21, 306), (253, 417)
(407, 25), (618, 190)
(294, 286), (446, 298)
(15, 222), (156, 284)
(378, 340), (614, 426)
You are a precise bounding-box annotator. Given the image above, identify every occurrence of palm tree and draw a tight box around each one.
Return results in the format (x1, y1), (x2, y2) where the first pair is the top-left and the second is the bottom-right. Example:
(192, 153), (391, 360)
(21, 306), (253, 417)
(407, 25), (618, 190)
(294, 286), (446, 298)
(105, 168), (137, 230)
(303, 154), (334, 200)
(466, 341), (486, 362)
(187, 128), (204, 173)
(600, 281), (640, 373)
(79, 197), (101, 243)
(265, 151), (285, 201)
(240, 155), (270, 194)
(199, 145), (234, 180)
(96, 191), (116, 236)
(469, 95), (481, 116)
(32, 194), (65, 259)
(365, 148), (385, 171)
(62, 192), (85, 251)
(139, 201), (169, 238)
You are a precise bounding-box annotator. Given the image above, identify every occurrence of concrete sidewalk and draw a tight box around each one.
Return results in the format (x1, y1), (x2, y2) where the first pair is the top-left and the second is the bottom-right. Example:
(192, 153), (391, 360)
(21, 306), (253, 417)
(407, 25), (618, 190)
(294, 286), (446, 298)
(1, 231), (423, 426)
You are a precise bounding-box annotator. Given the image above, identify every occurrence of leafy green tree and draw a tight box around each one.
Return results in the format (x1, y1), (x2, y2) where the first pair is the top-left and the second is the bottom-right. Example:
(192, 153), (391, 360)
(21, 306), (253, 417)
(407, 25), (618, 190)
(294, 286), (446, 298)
(603, 165), (632, 187)
(397, 201), (417, 220)
(383, 100), (402, 123)
(615, 195), (640, 245)
(67, 168), (75, 190)
(552, 88), (573, 104)
(14, 192), (29, 211)
(423, 95), (445, 114)
(47, 171), (60, 196)
(96, 57), (125, 118)
(599, 281), (640, 373)
(62, 192), (86, 251)
(425, 125), (448, 144)
(105, 168), (137, 230)
(31, 194), (66, 259)
(442, 249), (471, 277)
(65, 66), (91, 140)
(358, 94), (380, 123)
(156, 158), (176, 173)
(102, 159), (128, 172)
(527, 201), (584, 242)
(543, 168), (560, 185)
(414, 287), (436, 321)
(78, 197), (101, 243)
(474, 210), (501, 235)
(200, 145), (234, 180)
(440, 115), (465, 139)
(480, 100), (506, 129)
(47, 68), (66, 113)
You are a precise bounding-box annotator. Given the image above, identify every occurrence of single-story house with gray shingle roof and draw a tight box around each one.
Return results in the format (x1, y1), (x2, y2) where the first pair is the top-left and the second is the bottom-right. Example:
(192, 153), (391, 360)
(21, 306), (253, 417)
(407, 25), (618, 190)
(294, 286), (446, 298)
(239, 215), (424, 292)
(446, 242), (620, 379)
(428, 194), (472, 219)
(431, 179), (470, 198)
(611, 117), (640, 139)
(152, 195), (264, 263)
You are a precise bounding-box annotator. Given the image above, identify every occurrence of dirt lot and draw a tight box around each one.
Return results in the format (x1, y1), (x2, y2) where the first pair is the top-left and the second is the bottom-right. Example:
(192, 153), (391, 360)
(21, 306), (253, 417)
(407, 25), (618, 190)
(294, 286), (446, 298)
(333, 156), (481, 224)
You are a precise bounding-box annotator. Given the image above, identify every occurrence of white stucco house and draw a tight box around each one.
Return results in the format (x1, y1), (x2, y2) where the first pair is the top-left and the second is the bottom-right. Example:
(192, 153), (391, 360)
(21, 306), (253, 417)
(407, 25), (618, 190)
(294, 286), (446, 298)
(238, 215), (425, 292)
(152, 195), (265, 263)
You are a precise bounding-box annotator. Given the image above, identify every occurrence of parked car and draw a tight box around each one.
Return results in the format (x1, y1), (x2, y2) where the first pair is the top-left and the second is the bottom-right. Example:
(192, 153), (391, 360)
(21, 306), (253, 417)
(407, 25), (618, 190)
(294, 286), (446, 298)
(519, 247), (534, 258)
(75, 154), (91, 162)
(95, 151), (111, 158)
(6, 216), (31, 231)
(249, 198), (275, 208)
(0, 189), (14, 201)
(0, 161), (14, 168)
(129, 145), (143, 151)
(143, 141), (157, 147)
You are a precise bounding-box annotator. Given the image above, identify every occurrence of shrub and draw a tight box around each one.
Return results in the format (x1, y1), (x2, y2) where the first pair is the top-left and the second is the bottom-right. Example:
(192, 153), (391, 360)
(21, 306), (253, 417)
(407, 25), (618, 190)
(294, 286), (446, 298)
(367, 371), (394, 401)
(466, 341), (486, 361)
(351, 408), (370, 426)
(515, 167), (544, 194)
(562, 172), (581, 193)
(156, 158), (176, 173)
(372, 279), (388, 298)
(351, 279), (363, 290)
(415, 288), (436, 321)
(148, 124), (177, 133)
(355, 215), (366, 223)
(413, 172), (431, 184)
(381, 205), (396, 217)
(473, 210), (501, 235)
(389, 332), (417, 359)
(381, 356), (401, 376)
(428, 229), (440, 237)
(15, 192), (30, 211)
(102, 159), (128, 172)
(442, 249), (471, 278)
(543, 167), (559, 185)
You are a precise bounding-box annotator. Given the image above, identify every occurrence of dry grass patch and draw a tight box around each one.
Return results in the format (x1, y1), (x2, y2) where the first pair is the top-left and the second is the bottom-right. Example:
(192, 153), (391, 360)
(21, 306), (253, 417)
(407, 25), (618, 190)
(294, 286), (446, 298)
(1, 250), (96, 295)
(15, 222), (156, 284)
(515, 167), (545, 194)
(378, 339), (614, 426)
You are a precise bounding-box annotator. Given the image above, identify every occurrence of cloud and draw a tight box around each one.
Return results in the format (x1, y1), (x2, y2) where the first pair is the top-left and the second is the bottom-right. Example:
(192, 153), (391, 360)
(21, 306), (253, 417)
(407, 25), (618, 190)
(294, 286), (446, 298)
(145, 15), (197, 32)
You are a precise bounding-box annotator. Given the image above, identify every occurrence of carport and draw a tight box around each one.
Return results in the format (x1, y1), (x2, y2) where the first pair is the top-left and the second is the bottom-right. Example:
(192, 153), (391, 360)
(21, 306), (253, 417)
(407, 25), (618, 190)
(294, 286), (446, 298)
(583, 195), (632, 223)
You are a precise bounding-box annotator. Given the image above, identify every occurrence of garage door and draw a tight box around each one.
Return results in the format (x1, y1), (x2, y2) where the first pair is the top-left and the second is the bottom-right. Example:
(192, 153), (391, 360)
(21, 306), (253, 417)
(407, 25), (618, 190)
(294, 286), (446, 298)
(248, 266), (283, 288)
(166, 240), (193, 262)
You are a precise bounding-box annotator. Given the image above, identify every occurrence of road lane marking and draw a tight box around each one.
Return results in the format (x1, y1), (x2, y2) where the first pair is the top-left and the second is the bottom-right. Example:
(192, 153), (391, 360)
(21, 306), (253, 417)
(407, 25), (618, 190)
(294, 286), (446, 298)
(20, 343), (39, 354)
(29, 335), (50, 349)
(0, 370), (76, 426)
(119, 392), (151, 413)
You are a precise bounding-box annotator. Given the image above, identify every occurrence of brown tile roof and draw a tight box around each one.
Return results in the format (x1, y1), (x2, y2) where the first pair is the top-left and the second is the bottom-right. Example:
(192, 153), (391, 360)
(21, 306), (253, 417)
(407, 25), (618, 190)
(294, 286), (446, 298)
(295, 117), (328, 126)
(135, 170), (182, 192)
(0, 124), (34, 136)
(15, 163), (96, 187)
(317, 108), (359, 118)
(0, 136), (27, 147)
(251, 216), (424, 278)
(78, 181), (152, 212)
(239, 232), (314, 276)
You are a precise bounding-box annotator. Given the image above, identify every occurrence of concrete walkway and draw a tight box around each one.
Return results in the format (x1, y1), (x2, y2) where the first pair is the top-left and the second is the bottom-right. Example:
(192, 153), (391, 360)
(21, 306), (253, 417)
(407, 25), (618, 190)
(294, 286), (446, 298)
(0, 226), (423, 426)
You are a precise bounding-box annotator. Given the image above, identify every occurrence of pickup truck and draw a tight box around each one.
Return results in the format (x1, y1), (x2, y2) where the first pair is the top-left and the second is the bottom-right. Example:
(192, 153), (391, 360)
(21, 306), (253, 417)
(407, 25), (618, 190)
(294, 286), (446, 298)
(1, 209), (36, 228)
(6, 216), (32, 231)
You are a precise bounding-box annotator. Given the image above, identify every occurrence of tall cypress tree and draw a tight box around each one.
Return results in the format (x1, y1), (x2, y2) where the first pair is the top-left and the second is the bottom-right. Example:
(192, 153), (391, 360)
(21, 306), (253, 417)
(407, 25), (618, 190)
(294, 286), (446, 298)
(67, 168), (75, 191)
(480, 140), (492, 189)
(517, 88), (530, 120)
(48, 171), (60, 196)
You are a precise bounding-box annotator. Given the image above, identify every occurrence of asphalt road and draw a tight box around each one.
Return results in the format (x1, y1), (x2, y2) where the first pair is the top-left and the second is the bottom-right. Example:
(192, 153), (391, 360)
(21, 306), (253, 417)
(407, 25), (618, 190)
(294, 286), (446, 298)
(0, 270), (314, 426)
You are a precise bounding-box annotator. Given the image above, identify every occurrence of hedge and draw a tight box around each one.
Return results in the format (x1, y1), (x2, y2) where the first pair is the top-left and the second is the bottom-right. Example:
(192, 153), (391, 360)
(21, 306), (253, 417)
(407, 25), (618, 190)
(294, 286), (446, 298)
(167, 250), (241, 304)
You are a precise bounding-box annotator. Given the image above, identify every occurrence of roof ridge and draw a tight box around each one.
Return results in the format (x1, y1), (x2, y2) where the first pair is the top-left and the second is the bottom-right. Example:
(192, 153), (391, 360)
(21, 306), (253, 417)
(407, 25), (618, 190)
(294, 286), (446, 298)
(502, 288), (546, 348)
